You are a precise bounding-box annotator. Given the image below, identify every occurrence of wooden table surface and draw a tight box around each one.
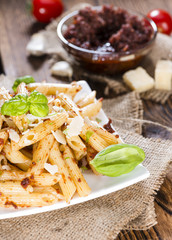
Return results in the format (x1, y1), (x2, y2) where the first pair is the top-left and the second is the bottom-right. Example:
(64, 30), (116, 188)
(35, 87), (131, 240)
(0, 0), (172, 239)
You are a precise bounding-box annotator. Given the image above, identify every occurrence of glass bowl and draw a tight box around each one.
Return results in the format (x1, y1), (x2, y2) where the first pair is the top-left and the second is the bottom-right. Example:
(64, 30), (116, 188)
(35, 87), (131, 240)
(57, 7), (157, 75)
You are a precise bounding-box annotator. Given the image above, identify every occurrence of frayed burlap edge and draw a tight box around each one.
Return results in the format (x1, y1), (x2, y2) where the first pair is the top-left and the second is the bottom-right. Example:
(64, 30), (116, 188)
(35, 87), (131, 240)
(141, 89), (172, 104)
(103, 91), (143, 134)
(108, 128), (172, 239)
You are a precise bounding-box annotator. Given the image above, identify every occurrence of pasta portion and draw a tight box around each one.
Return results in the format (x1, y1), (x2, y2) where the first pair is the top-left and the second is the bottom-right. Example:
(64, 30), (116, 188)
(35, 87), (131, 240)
(0, 80), (120, 209)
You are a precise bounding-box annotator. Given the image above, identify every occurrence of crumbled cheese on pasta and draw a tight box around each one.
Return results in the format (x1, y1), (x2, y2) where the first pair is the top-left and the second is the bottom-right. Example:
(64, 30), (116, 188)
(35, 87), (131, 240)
(22, 129), (30, 135)
(65, 116), (84, 138)
(51, 130), (66, 145)
(44, 163), (58, 175)
(0, 87), (10, 100)
(0, 99), (5, 107)
(8, 129), (20, 143)
(52, 106), (65, 113)
(26, 112), (57, 127)
(48, 97), (54, 104)
(2, 165), (11, 171)
(84, 117), (104, 129)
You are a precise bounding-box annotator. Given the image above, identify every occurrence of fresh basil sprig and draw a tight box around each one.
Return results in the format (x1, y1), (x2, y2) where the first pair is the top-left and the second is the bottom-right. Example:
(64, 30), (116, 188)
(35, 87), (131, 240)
(90, 144), (145, 177)
(12, 76), (35, 93)
(1, 95), (30, 116)
(1, 91), (49, 117)
(28, 91), (49, 117)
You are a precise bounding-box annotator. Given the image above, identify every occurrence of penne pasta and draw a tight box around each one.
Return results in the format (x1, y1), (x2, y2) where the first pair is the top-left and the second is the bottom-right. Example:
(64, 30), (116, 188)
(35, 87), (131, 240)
(17, 112), (68, 149)
(66, 135), (87, 160)
(58, 93), (81, 117)
(0, 80), (122, 208)
(2, 192), (58, 208)
(49, 141), (76, 203)
(61, 145), (91, 197)
(0, 130), (8, 152)
(87, 145), (100, 175)
(0, 114), (3, 129)
(0, 181), (33, 195)
(81, 99), (102, 118)
(30, 134), (54, 175)
(27, 82), (81, 97)
(76, 90), (96, 108)
(3, 141), (32, 165)
(80, 124), (109, 152)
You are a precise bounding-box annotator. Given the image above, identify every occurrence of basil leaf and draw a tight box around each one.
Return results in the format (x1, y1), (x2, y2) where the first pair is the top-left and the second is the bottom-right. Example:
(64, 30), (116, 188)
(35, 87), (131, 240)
(1, 95), (29, 116)
(12, 76), (35, 93)
(28, 91), (49, 117)
(28, 91), (48, 104)
(90, 144), (145, 177)
(30, 103), (49, 117)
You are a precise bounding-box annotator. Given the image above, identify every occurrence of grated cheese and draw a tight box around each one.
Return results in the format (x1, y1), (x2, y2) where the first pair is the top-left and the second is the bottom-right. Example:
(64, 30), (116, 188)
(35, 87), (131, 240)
(2, 165), (11, 171)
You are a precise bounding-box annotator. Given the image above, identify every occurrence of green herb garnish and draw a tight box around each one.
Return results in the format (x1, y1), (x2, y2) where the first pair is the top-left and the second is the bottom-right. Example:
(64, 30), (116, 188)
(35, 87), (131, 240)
(65, 157), (70, 160)
(90, 144), (145, 177)
(28, 91), (49, 117)
(80, 166), (88, 172)
(1, 91), (49, 117)
(96, 118), (101, 123)
(86, 131), (93, 143)
(12, 75), (35, 93)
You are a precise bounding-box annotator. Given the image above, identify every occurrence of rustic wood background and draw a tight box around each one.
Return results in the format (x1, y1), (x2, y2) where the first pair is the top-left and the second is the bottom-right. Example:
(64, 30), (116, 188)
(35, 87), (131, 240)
(0, 0), (172, 239)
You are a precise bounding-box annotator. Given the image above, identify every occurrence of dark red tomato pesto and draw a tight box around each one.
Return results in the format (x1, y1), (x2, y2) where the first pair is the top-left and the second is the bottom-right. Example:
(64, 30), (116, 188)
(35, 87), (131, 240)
(103, 118), (115, 133)
(64, 5), (153, 53)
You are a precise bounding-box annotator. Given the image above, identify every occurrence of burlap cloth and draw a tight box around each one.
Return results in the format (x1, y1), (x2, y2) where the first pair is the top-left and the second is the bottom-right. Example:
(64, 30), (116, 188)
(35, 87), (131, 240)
(27, 3), (172, 104)
(0, 88), (172, 239)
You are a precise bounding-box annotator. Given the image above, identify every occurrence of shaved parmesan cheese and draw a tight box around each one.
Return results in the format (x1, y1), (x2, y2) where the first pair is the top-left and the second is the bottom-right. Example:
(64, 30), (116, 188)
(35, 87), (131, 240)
(0, 87), (10, 101)
(52, 106), (65, 113)
(84, 117), (104, 129)
(8, 129), (20, 143)
(48, 96), (54, 104)
(26, 112), (57, 127)
(51, 130), (66, 145)
(22, 129), (30, 135)
(26, 33), (45, 56)
(44, 163), (58, 175)
(0, 99), (5, 107)
(65, 116), (84, 138)
(51, 61), (73, 77)
(2, 165), (11, 171)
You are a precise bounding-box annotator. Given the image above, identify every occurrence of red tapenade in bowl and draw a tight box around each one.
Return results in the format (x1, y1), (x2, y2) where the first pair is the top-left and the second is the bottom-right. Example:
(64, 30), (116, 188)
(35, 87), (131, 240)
(57, 5), (157, 75)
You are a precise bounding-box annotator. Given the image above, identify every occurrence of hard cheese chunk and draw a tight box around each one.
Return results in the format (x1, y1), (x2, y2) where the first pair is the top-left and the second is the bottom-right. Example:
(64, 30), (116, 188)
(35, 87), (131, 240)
(123, 67), (154, 93)
(155, 60), (172, 90)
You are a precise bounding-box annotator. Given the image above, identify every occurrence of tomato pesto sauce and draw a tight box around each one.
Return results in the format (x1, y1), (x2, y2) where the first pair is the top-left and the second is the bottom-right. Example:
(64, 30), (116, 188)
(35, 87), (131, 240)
(64, 5), (153, 53)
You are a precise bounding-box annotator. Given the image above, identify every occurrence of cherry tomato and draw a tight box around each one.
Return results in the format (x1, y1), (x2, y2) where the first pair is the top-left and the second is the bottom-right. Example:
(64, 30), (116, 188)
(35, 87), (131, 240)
(32, 0), (63, 23)
(147, 9), (172, 35)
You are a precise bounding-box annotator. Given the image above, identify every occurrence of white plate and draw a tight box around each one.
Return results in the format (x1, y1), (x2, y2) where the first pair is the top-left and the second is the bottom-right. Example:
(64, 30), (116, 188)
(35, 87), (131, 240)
(0, 80), (149, 220)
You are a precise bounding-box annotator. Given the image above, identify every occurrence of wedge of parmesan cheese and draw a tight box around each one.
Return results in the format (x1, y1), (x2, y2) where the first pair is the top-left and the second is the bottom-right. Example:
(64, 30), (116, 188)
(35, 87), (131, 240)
(50, 61), (73, 77)
(44, 163), (58, 175)
(155, 60), (172, 90)
(123, 67), (154, 93)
